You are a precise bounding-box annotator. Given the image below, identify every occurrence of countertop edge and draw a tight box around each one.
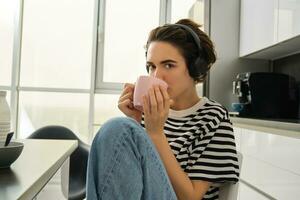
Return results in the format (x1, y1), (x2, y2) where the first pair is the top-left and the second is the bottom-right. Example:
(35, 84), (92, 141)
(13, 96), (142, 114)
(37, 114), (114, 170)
(230, 117), (300, 139)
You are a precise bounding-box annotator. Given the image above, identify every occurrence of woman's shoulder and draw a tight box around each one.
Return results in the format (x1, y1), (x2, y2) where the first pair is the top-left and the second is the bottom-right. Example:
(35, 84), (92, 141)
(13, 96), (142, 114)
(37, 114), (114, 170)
(168, 97), (229, 121)
(200, 97), (229, 120)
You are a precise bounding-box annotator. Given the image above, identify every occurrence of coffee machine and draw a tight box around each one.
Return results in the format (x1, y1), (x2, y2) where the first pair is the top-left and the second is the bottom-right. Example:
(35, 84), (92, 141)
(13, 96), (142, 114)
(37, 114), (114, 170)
(232, 72), (299, 119)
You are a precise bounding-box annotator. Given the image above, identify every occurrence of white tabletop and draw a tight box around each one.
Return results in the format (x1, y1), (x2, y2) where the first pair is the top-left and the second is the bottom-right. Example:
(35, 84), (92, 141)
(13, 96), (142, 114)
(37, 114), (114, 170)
(0, 139), (78, 200)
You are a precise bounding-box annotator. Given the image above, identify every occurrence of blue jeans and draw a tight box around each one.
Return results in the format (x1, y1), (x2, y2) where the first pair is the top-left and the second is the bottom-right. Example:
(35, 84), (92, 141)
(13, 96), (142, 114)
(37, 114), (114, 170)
(86, 117), (177, 200)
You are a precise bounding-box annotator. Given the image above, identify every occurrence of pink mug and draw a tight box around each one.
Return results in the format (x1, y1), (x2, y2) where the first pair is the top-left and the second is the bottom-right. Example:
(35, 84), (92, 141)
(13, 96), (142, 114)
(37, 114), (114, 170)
(133, 76), (168, 112)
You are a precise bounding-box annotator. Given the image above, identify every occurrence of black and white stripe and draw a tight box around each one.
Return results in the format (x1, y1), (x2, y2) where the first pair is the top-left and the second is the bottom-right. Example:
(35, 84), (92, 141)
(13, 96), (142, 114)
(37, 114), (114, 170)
(142, 97), (239, 200)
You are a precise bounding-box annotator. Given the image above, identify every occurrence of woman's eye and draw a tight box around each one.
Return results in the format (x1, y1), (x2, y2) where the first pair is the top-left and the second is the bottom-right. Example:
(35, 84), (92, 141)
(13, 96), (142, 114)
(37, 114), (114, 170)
(147, 64), (155, 72)
(165, 63), (173, 69)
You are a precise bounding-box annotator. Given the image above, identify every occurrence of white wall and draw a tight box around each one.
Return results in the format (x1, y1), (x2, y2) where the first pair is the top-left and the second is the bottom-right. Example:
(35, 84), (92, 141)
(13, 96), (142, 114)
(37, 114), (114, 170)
(208, 0), (269, 110)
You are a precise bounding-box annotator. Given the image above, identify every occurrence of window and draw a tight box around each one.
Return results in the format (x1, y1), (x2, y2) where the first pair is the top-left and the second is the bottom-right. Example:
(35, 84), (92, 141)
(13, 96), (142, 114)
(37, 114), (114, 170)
(171, 0), (199, 23)
(170, 0), (205, 32)
(93, 93), (122, 135)
(16, 0), (96, 141)
(0, 0), (16, 86)
(2, 0), (206, 143)
(18, 92), (90, 142)
(98, 0), (160, 86)
(20, 0), (94, 89)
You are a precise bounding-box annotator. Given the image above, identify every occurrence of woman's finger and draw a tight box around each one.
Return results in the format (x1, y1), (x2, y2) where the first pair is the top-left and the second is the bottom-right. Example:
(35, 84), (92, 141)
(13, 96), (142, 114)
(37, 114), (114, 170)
(160, 85), (171, 110)
(120, 83), (134, 97)
(154, 85), (164, 111)
(142, 95), (150, 116)
(118, 92), (133, 103)
(118, 99), (133, 110)
(123, 83), (135, 89)
(148, 87), (157, 114)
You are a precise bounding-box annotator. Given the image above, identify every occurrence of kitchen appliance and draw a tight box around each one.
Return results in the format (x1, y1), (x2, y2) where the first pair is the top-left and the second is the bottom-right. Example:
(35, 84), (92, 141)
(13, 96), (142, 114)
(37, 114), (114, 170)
(232, 72), (299, 119)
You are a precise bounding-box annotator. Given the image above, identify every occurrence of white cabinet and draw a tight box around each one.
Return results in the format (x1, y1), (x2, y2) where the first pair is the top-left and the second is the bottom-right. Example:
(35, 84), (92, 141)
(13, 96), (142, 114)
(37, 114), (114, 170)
(233, 126), (300, 199)
(239, 182), (270, 200)
(239, 0), (278, 56)
(239, 0), (300, 59)
(278, 0), (300, 41)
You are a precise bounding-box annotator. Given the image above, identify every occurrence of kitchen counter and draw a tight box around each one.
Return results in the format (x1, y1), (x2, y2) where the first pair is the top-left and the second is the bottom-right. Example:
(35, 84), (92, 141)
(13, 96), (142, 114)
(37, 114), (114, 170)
(0, 139), (78, 200)
(230, 115), (300, 139)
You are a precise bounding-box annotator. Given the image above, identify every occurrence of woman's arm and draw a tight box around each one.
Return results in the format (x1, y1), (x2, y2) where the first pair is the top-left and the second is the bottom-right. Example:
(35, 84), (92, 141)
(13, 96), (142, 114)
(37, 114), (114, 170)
(150, 133), (212, 200)
(143, 85), (211, 200)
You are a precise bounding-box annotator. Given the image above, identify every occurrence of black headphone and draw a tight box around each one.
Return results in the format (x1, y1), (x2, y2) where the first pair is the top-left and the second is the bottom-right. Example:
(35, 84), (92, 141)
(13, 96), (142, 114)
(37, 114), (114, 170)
(172, 24), (208, 79)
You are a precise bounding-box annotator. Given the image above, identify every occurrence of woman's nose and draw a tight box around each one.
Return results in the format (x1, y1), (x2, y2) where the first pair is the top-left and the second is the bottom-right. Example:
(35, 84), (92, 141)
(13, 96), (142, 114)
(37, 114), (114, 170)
(153, 68), (163, 79)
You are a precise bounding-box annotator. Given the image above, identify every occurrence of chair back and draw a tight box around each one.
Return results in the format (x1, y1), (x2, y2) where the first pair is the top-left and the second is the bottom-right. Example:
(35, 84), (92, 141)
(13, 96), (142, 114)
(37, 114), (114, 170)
(219, 151), (243, 200)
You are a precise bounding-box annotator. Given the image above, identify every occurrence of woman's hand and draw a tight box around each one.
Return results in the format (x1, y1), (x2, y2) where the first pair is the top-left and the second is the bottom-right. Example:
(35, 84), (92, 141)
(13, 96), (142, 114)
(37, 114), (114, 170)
(143, 85), (172, 136)
(118, 83), (142, 123)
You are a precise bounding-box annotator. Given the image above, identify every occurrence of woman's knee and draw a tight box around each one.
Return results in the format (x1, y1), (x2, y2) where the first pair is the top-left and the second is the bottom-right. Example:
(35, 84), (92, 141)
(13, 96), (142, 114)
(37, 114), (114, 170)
(93, 117), (144, 144)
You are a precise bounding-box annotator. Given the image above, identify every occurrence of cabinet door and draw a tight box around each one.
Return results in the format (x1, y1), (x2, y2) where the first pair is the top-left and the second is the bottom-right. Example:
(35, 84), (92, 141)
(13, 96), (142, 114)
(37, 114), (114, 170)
(238, 181), (270, 200)
(238, 128), (300, 199)
(239, 0), (279, 56)
(278, 0), (300, 41)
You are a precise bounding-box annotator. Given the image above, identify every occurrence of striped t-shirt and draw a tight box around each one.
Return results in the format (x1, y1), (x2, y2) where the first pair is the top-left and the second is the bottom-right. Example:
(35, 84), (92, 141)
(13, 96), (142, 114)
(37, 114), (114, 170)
(142, 97), (239, 200)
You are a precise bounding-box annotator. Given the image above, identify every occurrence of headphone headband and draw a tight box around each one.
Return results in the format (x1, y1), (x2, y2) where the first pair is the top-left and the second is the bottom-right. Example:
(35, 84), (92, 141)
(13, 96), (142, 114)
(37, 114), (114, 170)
(172, 24), (203, 57)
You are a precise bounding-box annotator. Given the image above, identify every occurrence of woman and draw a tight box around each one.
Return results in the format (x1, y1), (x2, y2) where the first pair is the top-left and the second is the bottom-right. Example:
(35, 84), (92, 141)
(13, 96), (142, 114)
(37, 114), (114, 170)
(87, 19), (239, 200)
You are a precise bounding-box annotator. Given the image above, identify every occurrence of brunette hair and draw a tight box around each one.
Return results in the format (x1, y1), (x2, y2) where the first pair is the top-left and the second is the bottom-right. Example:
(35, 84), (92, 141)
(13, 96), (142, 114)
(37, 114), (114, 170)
(146, 19), (216, 83)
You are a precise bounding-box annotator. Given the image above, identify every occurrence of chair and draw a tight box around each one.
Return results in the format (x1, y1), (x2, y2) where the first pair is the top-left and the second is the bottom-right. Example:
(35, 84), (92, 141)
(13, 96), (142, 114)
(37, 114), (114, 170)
(219, 152), (243, 200)
(28, 125), (90, 200)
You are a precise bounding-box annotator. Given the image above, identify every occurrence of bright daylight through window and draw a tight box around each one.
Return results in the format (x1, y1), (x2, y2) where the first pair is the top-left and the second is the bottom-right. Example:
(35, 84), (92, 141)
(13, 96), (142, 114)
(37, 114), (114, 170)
(0, 0), (204, 143)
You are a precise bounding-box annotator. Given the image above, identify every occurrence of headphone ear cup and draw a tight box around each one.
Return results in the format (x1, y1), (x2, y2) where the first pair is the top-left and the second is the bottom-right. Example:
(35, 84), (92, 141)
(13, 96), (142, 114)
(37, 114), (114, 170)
(193, 57), (207, 78)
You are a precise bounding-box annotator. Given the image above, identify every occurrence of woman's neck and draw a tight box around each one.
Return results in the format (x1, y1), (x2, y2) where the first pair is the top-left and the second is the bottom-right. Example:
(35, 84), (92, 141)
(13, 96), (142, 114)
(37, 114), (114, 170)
(170, 90), (201, 111)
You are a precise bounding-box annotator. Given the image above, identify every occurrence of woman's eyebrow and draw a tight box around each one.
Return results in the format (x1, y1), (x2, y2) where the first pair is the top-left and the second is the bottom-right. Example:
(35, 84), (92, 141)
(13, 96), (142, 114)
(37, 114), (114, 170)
(146, 61), (154, 65)
(146, 59), (177, 65)
(160, 59), (177, 64)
